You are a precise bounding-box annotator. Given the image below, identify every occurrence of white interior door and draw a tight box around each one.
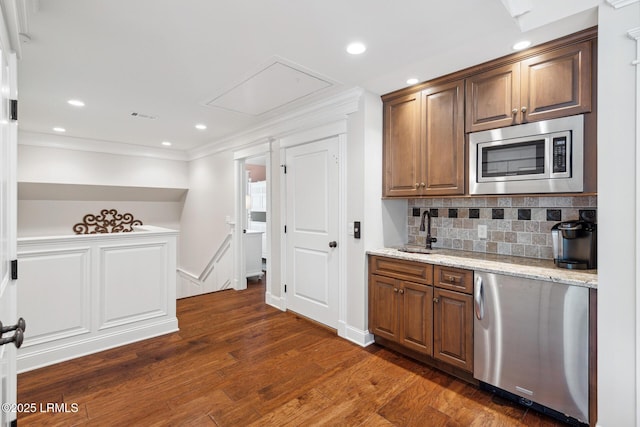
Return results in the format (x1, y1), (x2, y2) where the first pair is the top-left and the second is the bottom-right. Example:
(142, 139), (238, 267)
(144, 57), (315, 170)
(285, 136), (339, 329)
(0, 44), (19, 426)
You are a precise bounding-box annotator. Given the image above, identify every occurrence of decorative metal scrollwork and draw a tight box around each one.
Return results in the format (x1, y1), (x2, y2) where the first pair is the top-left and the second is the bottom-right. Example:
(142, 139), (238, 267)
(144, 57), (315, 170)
(73, 209), (143, 234)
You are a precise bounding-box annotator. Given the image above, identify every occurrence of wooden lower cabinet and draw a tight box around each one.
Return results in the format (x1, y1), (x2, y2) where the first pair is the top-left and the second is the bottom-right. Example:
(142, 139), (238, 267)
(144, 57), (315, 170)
(369, 274), (433, 355)
(369, 255), (474, 378)
(433, 288), (473, 371)
(399, 281), (433, 355)
(369, 274), (400, 341)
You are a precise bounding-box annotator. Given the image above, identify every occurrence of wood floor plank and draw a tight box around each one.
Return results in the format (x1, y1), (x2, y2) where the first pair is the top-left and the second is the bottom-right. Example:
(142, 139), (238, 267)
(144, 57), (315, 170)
(17, 278), (566, 427)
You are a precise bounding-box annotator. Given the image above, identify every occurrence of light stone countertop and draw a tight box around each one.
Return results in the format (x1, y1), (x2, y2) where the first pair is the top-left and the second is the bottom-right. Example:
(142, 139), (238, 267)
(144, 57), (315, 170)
(368, 246), (598, 289)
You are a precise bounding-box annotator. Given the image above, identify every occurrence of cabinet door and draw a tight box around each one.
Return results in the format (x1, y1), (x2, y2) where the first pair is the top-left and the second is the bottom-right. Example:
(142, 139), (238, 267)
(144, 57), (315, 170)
(520, 41), (592, 123)
(433, 288), (473, 372)
(383, 92), (422, 197)
(369, 274), (399, 341)
(422, 80), (465, 195)
(399, 282), (433, 355)
(465, 63), (520, 133)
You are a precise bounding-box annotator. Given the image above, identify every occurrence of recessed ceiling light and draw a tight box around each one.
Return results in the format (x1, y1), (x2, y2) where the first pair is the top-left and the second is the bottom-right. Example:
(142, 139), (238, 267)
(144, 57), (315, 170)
(346, 42), (366, 55)
(67, 99), (85, 107)
(512, 40), (532, 50)
(161, 141), (172, 146)
(195, 124), (207, 130)
(53, 127), (66, 132)
(406, 78), (419, 85)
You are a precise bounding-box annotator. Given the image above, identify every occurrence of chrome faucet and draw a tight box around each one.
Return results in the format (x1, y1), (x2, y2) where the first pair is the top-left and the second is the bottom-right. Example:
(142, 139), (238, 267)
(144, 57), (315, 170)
(420, 210), (438, 249)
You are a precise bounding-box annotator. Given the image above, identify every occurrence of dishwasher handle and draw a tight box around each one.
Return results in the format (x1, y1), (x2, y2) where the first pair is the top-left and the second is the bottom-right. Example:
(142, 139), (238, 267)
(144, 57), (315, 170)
(474, 276), (484, 320)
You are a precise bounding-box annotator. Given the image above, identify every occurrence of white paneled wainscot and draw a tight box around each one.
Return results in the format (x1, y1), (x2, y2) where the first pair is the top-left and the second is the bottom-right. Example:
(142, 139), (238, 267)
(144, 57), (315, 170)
(16, 226), (179, 372)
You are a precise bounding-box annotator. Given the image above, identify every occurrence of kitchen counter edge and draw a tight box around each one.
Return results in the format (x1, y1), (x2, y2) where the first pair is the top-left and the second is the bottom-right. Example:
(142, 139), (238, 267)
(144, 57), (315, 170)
(368, 248), (597, 289)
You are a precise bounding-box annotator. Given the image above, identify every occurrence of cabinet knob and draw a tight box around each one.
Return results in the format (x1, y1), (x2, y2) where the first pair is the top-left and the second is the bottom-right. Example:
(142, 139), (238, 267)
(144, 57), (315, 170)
(447, 275), (458, 283)
(433, 297), (439, 303)
(399, 289), (404, 294)
(512, 108), (518, 115)
(521, 106), (527, 114)
(415, 183), (420, 188)
(420, 182), (426, 188)
(394, 288), (399, 293)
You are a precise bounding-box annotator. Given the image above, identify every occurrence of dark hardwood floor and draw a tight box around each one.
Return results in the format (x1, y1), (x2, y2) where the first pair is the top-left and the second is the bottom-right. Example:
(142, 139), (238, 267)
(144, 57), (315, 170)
(18, 277), (564, 426)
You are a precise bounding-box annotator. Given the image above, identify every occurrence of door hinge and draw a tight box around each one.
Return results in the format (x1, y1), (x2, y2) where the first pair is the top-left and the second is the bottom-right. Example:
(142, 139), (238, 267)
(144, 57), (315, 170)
(280, 164), (287, 174)
(11, 259), (17, 280)
(10, 99), (17, 121)
(284, 284), (287, 293)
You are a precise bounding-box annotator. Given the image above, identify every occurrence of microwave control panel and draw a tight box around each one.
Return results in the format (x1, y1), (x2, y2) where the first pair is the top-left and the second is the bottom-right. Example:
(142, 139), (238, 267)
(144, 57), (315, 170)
(552, 137), (568, 173)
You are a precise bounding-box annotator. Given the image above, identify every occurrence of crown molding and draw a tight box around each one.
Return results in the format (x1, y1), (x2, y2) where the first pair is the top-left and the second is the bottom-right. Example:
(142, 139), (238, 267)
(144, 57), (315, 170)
(606, 0), (639, 8)
(18, 131), (189, 161)
(187, 87), (364, 161)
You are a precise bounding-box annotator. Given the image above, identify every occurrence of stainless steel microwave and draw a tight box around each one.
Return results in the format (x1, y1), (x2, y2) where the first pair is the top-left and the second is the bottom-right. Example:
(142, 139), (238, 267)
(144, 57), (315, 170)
(469, 115), (584, 194)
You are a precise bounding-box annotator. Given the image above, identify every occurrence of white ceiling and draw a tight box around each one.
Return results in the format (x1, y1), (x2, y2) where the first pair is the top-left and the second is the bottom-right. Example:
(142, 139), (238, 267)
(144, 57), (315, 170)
(14, 0), (597, 153)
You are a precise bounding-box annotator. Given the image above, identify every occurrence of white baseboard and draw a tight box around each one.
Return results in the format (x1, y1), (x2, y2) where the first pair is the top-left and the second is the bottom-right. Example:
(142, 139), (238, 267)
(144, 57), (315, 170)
(338, 321), (375, 347)
(266, 291), (286, 311)
(17, 318), (179, 373)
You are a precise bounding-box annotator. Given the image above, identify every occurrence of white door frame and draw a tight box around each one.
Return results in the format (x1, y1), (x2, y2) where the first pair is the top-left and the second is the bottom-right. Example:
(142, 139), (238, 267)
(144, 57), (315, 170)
(279, 120), (347, 333)
(233, 142), (271, 291)
(0, 13), (18, 425)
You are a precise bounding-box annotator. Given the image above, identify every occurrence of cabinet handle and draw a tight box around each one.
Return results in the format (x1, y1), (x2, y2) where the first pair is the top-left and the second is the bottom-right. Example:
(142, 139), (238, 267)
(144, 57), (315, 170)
(512, 108), (518, 115)
(415, 183), (420, 188)
(433, 297), (439, 303)
(447, 275), (458, 283)
(521, 106), (527, 114)
(399, 289), (404, 294)
(393, 288), (399, 293)
(420, 182), (426, 188)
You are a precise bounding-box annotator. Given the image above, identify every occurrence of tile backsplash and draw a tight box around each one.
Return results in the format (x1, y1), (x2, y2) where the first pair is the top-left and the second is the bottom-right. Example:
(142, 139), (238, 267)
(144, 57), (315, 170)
(408, 196), (597, 260)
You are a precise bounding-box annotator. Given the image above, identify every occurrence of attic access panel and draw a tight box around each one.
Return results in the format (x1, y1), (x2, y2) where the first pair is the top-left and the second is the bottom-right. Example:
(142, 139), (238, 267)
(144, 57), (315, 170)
(205, 61), (333, 116)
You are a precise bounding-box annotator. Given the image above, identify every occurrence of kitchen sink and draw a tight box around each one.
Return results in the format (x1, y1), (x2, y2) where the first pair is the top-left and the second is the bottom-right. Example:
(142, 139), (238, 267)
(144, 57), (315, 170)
(397, 246), (432, 254)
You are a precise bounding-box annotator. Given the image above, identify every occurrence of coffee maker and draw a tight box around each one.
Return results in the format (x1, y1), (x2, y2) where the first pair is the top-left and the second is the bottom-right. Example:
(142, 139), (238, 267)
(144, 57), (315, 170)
(551, 221), (597, 269)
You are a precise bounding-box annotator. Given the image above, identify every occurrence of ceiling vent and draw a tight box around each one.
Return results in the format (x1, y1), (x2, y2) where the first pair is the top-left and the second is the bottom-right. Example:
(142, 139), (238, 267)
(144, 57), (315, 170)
(205, 59), (334, 116)
(130, 112), (158, 120)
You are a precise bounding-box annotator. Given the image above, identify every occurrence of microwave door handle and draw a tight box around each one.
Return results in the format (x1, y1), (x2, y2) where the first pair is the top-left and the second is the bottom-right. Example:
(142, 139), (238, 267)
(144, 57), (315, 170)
(545, 135), (553, 179)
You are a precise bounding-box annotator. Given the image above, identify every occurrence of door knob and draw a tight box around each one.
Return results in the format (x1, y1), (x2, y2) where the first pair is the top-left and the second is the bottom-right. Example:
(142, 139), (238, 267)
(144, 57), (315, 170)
(329, 241), (337, 248)
(0, 317), (26, 338)
(0, 329), (24, 349)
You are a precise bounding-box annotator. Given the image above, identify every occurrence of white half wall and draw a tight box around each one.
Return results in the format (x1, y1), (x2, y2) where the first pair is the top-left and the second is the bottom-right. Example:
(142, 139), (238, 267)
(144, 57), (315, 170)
(17, 227), (179, 372)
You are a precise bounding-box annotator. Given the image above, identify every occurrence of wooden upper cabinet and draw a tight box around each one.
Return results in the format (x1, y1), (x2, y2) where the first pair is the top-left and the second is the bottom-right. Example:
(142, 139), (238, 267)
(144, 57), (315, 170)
(421, 80), (465, 196)
(465, 40), (592, 133)
(465, 63), (520, 132)
(383, 92), (421, 197)
(520, 41), (592, 123)
(383, 79), (465, 197)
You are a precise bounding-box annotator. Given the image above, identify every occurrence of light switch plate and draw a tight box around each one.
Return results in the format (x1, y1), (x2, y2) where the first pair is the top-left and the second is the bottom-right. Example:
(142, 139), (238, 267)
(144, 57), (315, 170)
(478, 224), (488, 239)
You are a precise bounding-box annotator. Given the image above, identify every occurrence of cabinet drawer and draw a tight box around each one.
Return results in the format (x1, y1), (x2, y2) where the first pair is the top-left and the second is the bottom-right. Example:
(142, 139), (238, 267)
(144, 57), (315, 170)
(369, 256), (433, 285)
(434, 265), (473, 294)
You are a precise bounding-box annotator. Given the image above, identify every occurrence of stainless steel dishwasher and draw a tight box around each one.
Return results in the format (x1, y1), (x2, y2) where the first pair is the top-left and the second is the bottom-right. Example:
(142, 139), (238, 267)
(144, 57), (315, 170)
(473, 272), (589, 424)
